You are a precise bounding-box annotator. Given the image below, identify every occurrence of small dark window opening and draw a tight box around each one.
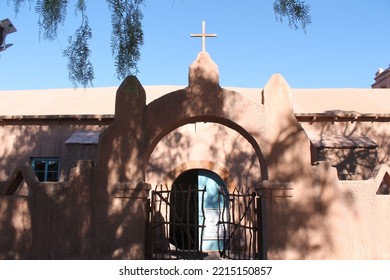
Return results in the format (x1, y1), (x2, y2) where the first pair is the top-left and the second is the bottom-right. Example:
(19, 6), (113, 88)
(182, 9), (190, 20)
(31, 157), (60, 182)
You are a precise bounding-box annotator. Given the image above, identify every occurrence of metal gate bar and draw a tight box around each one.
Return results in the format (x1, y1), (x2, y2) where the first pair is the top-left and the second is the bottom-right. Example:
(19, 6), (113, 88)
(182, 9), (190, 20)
(149, 185), (262, 260)
(219, 189), (259, 259)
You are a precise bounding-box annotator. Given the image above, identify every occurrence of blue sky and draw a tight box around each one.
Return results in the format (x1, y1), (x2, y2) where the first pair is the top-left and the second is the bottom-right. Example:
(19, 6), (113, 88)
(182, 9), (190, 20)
(1, 0), (389, 90)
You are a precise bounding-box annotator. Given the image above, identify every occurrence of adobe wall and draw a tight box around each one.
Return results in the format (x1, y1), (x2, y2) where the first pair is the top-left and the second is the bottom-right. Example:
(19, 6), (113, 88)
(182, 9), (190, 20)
(93, 76), (150, 259)
(0, 196), (32, 259)
(146, 122), (262, 190)
(301, 121), (390, 169)
(334, 180), (390, 258)
(250, 74), (390, 259)
(259, 74), (331, 259)
(0, 161), (93, 259)
(258, 75), (390, 258)
(0, 120), (108, 182)
(306, 163), (390, 259)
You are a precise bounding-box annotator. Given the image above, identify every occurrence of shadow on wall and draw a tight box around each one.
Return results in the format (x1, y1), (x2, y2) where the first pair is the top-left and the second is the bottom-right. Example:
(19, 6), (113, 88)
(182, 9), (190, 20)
(260, 83), (358, 259)
(265, 116), (311, 182)
(0, 121), (103, 184)
(0, 161), (94, 259)
(213, 124), (262, 190)
(306, 111), (388, 180)
(147, 121), (263, 191)
(313, 146), (378, 180)
(92, 76), (151, 259)
(0, 124), (49, 183)
(0, 196), (32, 259)
(262, 117), (321, 258)
(262, 119), (358, 259)
(148, 51), (269, 187)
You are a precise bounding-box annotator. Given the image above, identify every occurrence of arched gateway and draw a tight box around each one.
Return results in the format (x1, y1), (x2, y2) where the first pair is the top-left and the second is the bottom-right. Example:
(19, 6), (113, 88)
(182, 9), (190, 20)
(94, 44), (307, 259)
(144, 52), (267, 259)
(169, 169), (228, 251)
(93, 49), (274, 259)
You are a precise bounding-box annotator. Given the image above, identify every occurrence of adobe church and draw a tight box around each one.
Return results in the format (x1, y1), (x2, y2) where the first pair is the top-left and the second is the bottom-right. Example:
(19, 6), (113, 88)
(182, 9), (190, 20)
(1, 29), (390, 259)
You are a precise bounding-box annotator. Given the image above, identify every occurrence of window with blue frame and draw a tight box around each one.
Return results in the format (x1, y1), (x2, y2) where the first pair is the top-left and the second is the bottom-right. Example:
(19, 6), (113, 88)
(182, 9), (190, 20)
(31, 157), (60, 182)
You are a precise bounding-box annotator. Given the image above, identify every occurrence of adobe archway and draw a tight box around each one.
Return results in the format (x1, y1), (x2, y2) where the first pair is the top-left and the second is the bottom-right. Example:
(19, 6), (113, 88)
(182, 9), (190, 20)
(145, 118), (264, 191)
(143, 53), (268, 187)
(93, 52), (270, 259)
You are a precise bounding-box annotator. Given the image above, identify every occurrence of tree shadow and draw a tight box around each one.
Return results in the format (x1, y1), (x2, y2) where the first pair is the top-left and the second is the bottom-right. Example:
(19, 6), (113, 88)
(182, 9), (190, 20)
(302, 110), (387, 180)
(0, 161), (94, 259)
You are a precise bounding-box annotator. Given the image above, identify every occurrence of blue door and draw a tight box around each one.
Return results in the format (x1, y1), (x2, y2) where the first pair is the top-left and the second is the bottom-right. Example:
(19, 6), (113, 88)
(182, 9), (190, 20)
(198, 170), (229, 251)
(170, 169), (229, 251)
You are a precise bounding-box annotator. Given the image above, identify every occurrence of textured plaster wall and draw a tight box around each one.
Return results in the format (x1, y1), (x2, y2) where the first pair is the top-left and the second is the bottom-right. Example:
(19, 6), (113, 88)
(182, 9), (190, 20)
(301, 121), (390, 177)
(0, 161), (93, 259)
(93, 77), (150, 259)
(312, 147), (378, 180)
(0, 197), (32, 259)
(314, 164), (390, 259)
(61, 144), (99, 181)
(0, 122), (107, 182)
(146, 122), (262, 189)
(301, 121), (390, 166)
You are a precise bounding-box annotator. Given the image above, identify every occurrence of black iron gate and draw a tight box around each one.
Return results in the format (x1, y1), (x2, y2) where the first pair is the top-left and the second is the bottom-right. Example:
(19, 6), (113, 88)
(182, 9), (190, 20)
(148, 184), (263, 260)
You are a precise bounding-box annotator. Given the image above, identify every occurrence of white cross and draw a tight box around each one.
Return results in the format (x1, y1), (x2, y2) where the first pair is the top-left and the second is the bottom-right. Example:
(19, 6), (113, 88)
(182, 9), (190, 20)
(190, 21), (217, 52)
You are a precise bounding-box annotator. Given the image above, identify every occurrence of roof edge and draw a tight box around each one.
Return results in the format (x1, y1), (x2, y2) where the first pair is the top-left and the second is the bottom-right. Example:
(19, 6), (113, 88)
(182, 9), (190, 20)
(0, 114), (114, 121)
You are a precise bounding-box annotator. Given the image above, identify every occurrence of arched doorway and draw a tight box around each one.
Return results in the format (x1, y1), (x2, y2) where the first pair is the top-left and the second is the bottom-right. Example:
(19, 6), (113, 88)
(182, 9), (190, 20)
(169, 169), (229, 251)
